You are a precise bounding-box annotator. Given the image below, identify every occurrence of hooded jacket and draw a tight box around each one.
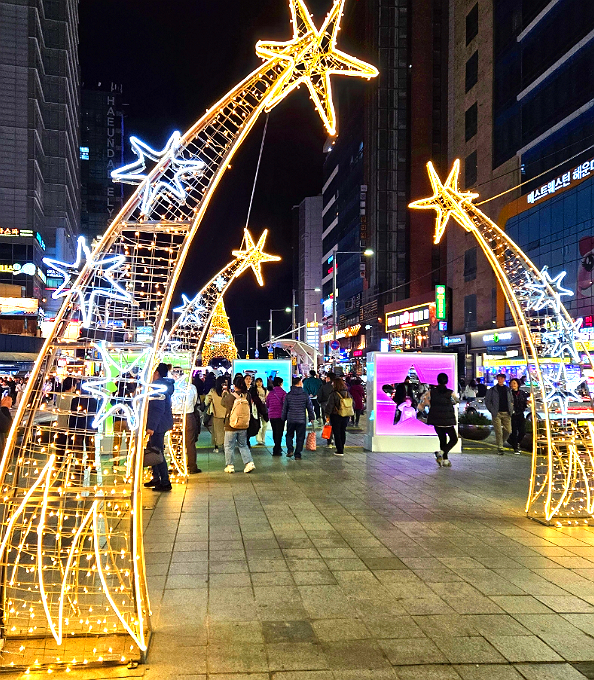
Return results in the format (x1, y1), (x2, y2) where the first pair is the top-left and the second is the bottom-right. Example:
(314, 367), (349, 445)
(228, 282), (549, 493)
(265, 385), (286, 419)
(146, 377), (175, 433)
(317, 380), (334, 405)
(282, 386), (315, 424)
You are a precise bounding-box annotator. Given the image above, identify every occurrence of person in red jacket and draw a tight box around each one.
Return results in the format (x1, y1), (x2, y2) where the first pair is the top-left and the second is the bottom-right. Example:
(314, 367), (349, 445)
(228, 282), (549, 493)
(349, 377), (365, 427)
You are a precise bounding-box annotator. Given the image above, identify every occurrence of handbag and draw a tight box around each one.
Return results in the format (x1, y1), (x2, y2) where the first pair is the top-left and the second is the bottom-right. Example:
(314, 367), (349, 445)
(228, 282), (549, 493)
(203, 401), (214, 428)
(143, 444), (164, 467)
(321, 423), (332, 440)
(306, 425), (317, 451)
(247, 414), (260, 437)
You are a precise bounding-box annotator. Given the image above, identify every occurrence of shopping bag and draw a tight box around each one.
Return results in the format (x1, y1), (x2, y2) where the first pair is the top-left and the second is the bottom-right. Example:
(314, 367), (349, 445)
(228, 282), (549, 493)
(321, 423), (332, 440)
(306, 427), (317, 451)
(143, 444), (164, 467)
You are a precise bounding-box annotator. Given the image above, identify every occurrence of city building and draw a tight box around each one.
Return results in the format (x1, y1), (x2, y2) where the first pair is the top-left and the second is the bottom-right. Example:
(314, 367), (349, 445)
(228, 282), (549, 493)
(447, 0), (594, 382)
(80, 81), (124, 244)
(0, 0), (79, 359)
(293, 195), (323, 353)
(320, 0), (449, 365)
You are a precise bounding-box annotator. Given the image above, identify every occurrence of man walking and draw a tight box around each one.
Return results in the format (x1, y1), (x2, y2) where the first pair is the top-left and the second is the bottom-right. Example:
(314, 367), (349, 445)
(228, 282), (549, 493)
(317, 373), (335, 445)
(171, 368), (201, 474)
(282, 377), (315, 459)
(144, 363), (175, 491)
(303, 370), (323, 423)
(485, 373), (513, 454)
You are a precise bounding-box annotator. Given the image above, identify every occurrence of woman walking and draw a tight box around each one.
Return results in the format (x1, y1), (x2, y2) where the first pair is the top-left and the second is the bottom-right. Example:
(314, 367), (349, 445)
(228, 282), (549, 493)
(509, 378), (528, 454)
(252, 377), (269, 445)
(418, 372), (459, 467)
(221, 374), (255, 473)
(266, 376), (286, 456)
(205, 375), (228, 452)
(324, 378), (353, 457)
(349, 377), (365, 427)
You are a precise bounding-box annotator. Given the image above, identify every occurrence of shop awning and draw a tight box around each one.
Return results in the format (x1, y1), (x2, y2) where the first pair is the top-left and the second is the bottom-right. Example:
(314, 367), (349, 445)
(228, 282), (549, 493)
(264, 339), (318, 366)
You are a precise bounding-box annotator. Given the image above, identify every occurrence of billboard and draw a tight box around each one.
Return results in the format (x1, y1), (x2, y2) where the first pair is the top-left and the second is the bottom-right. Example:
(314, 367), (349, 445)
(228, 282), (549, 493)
(0, 297), (38, 316)
(232, 359), (292, 390)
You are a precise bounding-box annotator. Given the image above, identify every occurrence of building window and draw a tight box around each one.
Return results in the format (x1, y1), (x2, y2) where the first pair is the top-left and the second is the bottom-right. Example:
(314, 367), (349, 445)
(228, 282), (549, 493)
(465, 51), (478, 92)
(465, 103), (478, 141)
(466, 3), (478, 45)
(464, 294), (477, 331)
(465, 150), (477, 188)
(464, 247), (477, 281)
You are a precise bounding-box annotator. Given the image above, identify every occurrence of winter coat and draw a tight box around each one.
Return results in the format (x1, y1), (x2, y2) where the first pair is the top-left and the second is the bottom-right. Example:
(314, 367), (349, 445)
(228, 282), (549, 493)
(146, 377), (175, 433)
(485, 385), (514, 418)
(349, 383), (365, 410)
(249, 385), (269, 422)
(511, 388), (529, 415)
(427, 386), (456, 427)
(266, 386), (286, 419)
(393, 381), (415, 406)
(221, 390), (253, 431)
(317, 381), (334, 405)
(303, 376), (322, 398)
(325, 389), (350, 417)
(205, 388), (227, 418)
(282, 386), (315, 423)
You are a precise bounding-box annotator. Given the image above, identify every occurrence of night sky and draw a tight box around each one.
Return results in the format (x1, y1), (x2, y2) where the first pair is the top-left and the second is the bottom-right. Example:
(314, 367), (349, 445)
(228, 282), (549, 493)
(79, 0), (373, 352)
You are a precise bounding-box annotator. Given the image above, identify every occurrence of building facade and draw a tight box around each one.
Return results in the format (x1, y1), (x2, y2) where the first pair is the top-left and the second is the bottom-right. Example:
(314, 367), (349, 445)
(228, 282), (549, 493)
(0, 0), (80, 341)
(81, 81), (124, 243)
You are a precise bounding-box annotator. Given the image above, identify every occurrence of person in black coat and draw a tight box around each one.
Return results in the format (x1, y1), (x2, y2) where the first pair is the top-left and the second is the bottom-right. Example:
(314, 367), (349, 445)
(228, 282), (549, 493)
(0, 394), (13, 455)
(509, 378), (529, 454)
(418, 373), (459, 468)
(393, 376), (416, 423)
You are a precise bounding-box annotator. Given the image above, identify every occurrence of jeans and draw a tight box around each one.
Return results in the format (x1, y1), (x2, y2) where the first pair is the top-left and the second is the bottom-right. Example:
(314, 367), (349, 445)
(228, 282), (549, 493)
(309, 397), (321, 420)
(224, 429), (253, 466)
(286, 422), (306, 456)
(270, 418), (284, 455)
(150, 431), (170, 486)
(435, 426), (458, 457)
(330, 414), (349, 455)
(185, 412), (199, 473)
(510, 413), (526, 450)
(493, 412), (512, 449)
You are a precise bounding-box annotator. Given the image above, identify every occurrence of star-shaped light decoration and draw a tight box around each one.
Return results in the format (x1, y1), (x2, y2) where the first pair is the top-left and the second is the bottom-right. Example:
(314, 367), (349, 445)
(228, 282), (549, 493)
(256, 0), (378, 136)
(542, 362), (586, 419)
(522, 267), (574, 313)
(173, 294), (206, 325)
(408, 160), (479, 244)
(232, 229), (281, 286)
(111, 131), (205, 217)
(81, 342), (167, 431)
(43, 236), (134, 328)
(541, 316), (584, 364)
(214, 275), (227, 292)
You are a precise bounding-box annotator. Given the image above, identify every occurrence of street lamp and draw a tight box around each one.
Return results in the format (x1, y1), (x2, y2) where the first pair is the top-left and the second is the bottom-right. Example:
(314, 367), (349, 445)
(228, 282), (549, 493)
(269, 307), (291, 344)
(246, 324), (262, 359)
(331, 249), (374, 365)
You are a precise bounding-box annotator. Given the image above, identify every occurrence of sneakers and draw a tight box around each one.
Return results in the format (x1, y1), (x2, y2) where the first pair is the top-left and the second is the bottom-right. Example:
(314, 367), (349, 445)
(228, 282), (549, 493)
(286, 450), (294, 458)
(152, 483), (172, 492)
(213, 446), (219, 453)
(294, 454), (302, 460)
(333, 452), (344, 457)
(514, 448), (521, 455)
(244, 461), (255, 473)
(224, 465), (235, 473)
(143, 479), (157, 488)
(442, 459), (452, 468)
(435, 451), (443, 467)
(498, 448), (505, 455)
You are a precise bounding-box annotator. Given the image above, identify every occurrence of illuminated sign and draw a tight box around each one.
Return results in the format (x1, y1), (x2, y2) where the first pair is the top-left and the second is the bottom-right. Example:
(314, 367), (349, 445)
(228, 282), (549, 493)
(0, 262), (45, 280)
(352, 349), (363, 357)
(385, 304), (432, 332)
(80, 146), (89, 160)
(0, 297), (38, 316)
(435, 284), (446, 320)
(0, 228), (34, 238)
(482, 332), (512, 343)
(470, 327), (520, 350)
(443, 334), (466, 347)
(35, 232), (46, 250)
(321, 324), (361, 342)
(527, 158), (594, 205)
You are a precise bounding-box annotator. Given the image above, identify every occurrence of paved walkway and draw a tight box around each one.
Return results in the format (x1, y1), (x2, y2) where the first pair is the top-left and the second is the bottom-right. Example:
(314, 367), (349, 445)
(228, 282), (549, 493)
(12, 427), (594, 679)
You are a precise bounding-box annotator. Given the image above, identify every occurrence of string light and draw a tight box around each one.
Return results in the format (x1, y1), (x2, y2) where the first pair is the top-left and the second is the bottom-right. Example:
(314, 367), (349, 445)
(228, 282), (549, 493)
(201, 299), (238, 366)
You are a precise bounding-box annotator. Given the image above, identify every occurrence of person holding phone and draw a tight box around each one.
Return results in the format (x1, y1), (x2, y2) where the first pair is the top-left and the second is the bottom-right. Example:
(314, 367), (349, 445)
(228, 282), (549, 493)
(205, 376), (228, 452)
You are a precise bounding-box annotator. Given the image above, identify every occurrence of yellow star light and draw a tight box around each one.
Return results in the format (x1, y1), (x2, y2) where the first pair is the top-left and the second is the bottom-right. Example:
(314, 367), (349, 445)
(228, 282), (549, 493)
(256, 0), (379, 136)
(408, 160), (479, 245)
(232, 228), (281, 287)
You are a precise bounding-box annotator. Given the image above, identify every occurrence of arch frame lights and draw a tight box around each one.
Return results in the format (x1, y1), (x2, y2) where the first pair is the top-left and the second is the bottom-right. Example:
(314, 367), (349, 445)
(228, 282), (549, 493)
(0, 0), (364, 668)
(410, 160), (594, 525)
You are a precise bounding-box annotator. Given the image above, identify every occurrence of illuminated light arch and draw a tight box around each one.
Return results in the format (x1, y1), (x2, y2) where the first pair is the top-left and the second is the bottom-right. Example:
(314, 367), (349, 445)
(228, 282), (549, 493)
(0, 0), (376, 669)
(410, 160), (594, 524)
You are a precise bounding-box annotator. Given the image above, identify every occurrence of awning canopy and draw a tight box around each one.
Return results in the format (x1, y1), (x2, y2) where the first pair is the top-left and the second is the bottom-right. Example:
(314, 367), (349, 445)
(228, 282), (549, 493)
(264, 339), (318, 366)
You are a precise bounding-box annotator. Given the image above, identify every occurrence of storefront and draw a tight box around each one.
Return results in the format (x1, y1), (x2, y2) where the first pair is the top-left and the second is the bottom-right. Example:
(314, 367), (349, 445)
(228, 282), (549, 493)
(384, 291), (447, 351)
(469, 327), (523, 385)
(321, 324), (365, 371)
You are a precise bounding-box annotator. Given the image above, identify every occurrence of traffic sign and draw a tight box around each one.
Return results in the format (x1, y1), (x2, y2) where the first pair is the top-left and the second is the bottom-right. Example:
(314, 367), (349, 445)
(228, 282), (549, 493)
(330, 339), (340, 351)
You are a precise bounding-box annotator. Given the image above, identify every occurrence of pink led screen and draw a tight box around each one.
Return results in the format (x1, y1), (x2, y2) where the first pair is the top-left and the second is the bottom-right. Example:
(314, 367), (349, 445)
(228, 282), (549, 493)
(374, 353), (457, 437)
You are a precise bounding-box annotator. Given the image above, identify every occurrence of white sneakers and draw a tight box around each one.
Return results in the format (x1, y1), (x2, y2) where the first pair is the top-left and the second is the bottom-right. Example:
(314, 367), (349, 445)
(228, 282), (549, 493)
(435, 451), (443, 467)
(224, 465), (234, 473)
(244, 462), (255, 473)
(442, 459), (452, 467)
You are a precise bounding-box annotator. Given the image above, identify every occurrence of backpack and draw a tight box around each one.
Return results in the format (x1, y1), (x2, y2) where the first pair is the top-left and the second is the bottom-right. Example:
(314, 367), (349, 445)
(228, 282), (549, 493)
(229, 394), (250, 429)
(337, 394), (354, 417)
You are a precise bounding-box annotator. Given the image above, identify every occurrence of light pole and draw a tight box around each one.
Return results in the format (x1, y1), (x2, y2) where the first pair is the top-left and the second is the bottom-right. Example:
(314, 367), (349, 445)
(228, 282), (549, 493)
(269, 307), (291, 344)
(332, 249), (373, 366)
(255, 321), (261, 358)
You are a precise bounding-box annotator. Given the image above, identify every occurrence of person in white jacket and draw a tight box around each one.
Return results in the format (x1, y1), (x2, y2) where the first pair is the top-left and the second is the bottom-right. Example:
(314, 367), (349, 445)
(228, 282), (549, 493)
(171, 368), (201, 474)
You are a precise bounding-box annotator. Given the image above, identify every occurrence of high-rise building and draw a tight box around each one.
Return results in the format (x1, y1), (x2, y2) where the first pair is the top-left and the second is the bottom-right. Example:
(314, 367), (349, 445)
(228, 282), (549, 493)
(448, 0), (594, 382)
(81, 82), (124, 243)
(0, 0), (80, 344)
(320, 0), (449, 362)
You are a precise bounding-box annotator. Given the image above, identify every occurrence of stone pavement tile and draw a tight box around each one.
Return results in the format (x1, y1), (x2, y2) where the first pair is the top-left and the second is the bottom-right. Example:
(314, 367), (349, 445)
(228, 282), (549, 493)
(562, 612), (594, 635)
(209, 548), (247, 561)
(171, 551), (209, 563)
(378, 637), (447, 665)
(209, 675), (268, 680)
(158, 587), (208, 607)
(361, 557), (407, 570)
(399, 595), (458, 616)
(245, 538), (282, 549)
(489, 596), (553, 614)
(207, 643), (268, 673)
(352, 546), (395, 559)
(508, 555), (564, 569)
(293, 571), (338, 586)
(323, 558), (368, 570)
(209, 560), (250, 573)
(145, 551), (172, 565)
(321, 639), (391, 670)
(286, 558), (329, 571)
(208, 621), (264, 644)
(209, 572), (252, 588)
(374, 569), (426, 586)
(270, 672), (334, 680)
(168, 561), (208, 575)
(144, 670), (204, 680)
(283, 548), (322, 559)
(410, 569), (463, 583)
(262, 620), (316, 643)
(249, 558), (290, 572)
(432, 636), (506, 664)
(165, 573), (207, 589)
(354, 598), (408, 620)
(332, 569), (379, 585)
(464, 614), (530, 637)
(487, 636), (563, 662)
(514, 663), (590, 679)
(208, 590), (258, 622)
(147, 562), (169, 576)
(413, 614), (478, 638)
(174, 541), (209, 552)
(317, 547), (359, 559)
(311, 618), (371, 641)
(453, 569), (526, 596)
(299, 585), (358, 619)
(454, 665), (525, 679)
(397, 666), (463, 680)
(266, 642), (329, 671)
(328, 671), (400, 680)
(493, 569), (570, 596)
(277, 537), (317, 549)
(363, 614), (426, 639)
(252, 571), (295, 586)
(511, 613), (594, 662)
(147, 644), (207, 673)
(533, 596), (594, 613)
